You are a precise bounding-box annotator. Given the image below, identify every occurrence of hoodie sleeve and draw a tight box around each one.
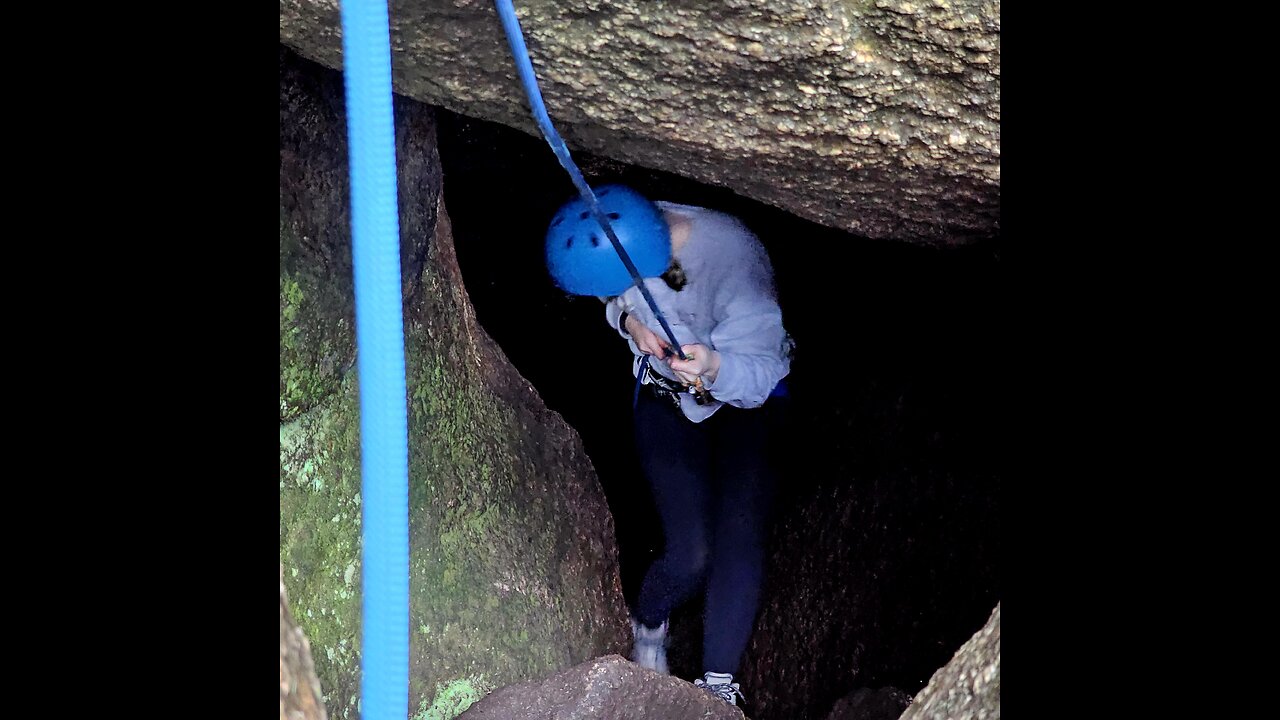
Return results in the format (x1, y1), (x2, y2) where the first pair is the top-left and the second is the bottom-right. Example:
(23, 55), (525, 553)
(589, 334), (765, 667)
(604, 295), (633, 340)
(701, 240), (791, 408)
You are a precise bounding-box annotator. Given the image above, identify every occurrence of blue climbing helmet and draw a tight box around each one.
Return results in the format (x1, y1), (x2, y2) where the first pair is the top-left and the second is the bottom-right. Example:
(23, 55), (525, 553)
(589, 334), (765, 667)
(545, 185), (671, 296)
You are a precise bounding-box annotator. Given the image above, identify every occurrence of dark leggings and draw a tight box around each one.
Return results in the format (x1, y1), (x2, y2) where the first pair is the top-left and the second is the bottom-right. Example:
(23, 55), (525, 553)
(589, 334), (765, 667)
(632, 386), (784, 675)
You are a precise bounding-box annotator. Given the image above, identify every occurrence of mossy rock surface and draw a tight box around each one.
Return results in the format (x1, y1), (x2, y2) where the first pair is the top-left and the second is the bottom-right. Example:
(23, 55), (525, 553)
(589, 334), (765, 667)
(279, 46), (630, 720)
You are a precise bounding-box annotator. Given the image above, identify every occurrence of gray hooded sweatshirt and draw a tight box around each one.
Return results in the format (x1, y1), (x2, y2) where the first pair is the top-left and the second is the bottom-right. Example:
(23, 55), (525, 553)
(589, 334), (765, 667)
(605, 201), (793, 423)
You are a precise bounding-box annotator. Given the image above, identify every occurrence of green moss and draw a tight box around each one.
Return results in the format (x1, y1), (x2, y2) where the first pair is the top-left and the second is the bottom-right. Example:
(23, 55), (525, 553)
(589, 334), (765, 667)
(401, 330), (584, 695)
(280, 380), (365, 717)
(281, 220), (623, 719)
(412, 676), (491, 720)
(279, 215), (356, 423)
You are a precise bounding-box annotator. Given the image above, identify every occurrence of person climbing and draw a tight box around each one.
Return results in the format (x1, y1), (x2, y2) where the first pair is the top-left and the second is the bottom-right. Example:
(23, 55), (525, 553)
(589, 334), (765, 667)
(544, 184), (794, 707)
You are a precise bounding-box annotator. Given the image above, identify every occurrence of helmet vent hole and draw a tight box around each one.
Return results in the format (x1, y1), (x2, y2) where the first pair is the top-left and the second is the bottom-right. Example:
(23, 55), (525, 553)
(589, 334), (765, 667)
(599, 188), (611, 196)
(590, 234), (600, 247)
(579, 211), (589, 220)
(607, 212), (620, 220)
(565, 236), (574, 248)
(551, 216), (564, 228)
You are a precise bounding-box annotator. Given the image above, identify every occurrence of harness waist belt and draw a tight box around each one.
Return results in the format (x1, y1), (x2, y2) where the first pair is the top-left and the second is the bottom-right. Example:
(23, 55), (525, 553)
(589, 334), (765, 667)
(642, 362), (688, 393)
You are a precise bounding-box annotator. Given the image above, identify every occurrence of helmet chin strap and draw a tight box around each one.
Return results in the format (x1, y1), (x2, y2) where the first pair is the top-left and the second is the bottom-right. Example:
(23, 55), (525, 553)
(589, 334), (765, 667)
(494, 0), (688, 361)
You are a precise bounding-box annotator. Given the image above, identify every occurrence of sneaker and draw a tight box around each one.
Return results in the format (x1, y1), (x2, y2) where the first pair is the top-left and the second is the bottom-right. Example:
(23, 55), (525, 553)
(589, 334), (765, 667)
(694, 671), (745, 706)
(630, 617), (669, 674)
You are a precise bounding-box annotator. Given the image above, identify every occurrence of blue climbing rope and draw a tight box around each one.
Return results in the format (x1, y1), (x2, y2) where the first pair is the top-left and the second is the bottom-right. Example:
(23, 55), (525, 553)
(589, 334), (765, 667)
(339, 2), (409, 720)
(492, 0), (688, 361)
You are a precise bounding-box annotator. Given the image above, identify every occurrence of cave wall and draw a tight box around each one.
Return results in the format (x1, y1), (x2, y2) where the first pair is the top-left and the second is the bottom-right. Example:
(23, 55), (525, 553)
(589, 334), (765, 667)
(279, 46), (631, 719)
(280, 0), (1000, 245)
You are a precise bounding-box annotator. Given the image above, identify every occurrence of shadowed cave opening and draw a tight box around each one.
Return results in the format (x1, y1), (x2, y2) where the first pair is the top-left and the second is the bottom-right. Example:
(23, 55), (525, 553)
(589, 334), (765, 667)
(435, 108), (1001, 718)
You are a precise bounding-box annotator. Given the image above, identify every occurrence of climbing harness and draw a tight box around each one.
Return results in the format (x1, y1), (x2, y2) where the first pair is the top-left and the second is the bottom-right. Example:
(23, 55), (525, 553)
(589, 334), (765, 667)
(634, 355), (714, 412)
(492, 0), (689, 362)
